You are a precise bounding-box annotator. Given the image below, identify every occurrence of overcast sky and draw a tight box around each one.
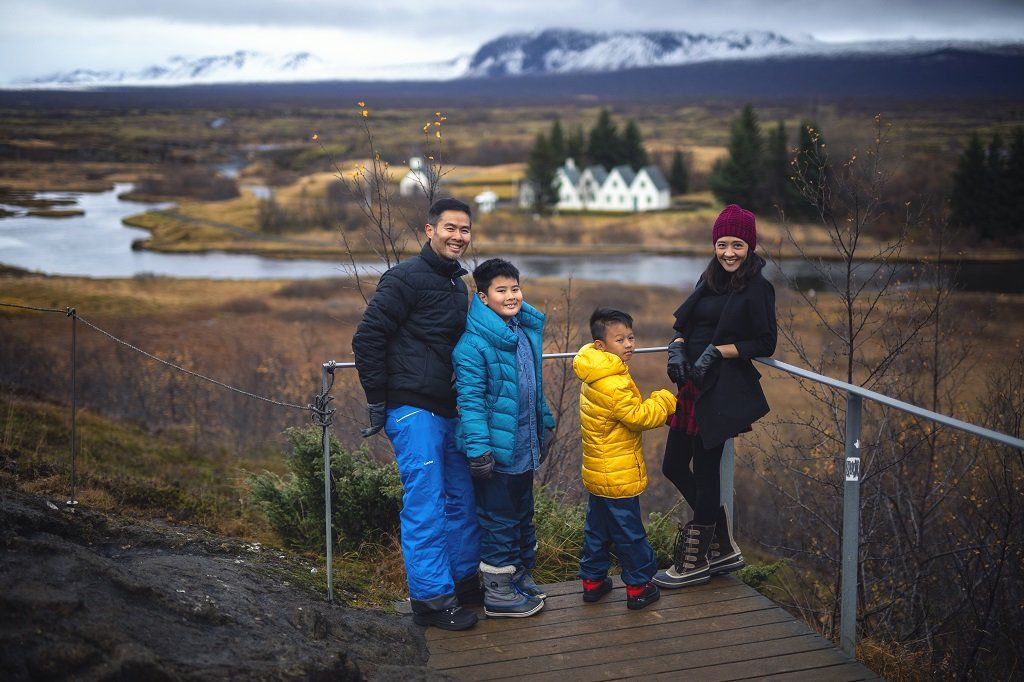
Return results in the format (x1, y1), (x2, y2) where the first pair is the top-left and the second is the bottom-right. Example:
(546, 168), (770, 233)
(1, 0), (1022, 81)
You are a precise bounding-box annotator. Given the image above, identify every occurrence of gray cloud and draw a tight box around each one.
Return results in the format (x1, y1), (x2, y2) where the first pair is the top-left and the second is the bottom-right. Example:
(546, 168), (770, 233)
(25, 0), (1024, 40)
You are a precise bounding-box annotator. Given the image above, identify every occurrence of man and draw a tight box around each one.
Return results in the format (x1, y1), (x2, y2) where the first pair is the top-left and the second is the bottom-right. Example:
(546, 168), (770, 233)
(352, 197), (481, 631)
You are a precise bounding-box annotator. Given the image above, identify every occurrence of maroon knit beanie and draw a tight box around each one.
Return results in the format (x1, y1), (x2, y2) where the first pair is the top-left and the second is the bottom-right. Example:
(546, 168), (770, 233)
(712, 204), (757, 251)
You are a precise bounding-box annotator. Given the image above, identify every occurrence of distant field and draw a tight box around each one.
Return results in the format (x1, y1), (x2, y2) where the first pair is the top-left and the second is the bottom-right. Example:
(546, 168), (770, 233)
(3, 96), (1024, 262)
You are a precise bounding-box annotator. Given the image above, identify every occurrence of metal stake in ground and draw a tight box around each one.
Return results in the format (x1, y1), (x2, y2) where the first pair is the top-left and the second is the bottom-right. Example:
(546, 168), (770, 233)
(66, 307), (78, 508)
(317, 362), (338, 603)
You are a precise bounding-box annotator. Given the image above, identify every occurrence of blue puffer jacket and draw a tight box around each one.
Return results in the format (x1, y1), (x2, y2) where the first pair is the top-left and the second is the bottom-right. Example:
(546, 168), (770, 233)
(454, 297), (555, 468)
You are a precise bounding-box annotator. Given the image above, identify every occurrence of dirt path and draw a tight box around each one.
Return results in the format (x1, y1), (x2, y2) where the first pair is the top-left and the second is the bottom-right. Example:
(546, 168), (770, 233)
(0, 488), (445, 681)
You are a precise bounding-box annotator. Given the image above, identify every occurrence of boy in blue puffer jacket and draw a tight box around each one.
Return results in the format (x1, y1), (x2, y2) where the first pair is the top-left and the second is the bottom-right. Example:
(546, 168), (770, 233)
(453, 258), (555, 618)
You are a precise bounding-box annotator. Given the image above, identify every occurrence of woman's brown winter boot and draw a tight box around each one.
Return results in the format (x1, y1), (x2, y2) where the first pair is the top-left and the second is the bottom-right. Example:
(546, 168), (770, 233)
(653, 521), (715, 588)
(709, 505), (745, 575)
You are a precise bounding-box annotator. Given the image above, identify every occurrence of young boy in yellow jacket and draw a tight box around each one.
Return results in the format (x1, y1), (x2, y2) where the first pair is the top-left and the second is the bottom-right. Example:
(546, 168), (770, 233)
(573, 307), (677, 609)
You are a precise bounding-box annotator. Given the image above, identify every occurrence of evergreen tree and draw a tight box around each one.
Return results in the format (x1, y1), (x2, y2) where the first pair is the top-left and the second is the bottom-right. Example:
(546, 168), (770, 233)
(1006, 128), (1024, 244)
(709, 103), (764, 209)
(792, 119), (829, 219)
(587, 108), (621, 169)
(525, 132), (559, 212)
(566, 124), (587, 166)
(621, 119), (649, 168)
(549, 118), (566, 165)
(763, 121), (792, 214)
(985, 133), (1008, 239)
(949, 132), (987, 234)
(669, 150), (689, 195)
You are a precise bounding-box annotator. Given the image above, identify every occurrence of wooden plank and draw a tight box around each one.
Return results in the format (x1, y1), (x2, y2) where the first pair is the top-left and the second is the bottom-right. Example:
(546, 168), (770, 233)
(421, 574), (877, 682)
(539, 577), (741, 612)
(403, 575), (741, 617)
(752, 661), (880, 681)
(430, 607), (794, 670)
(426, 581), (756, 642)
(639, 646), (859, 682)
(428, 594), (777, 654)
(439, 619), (818, 681)
(489, 633), (833, 681)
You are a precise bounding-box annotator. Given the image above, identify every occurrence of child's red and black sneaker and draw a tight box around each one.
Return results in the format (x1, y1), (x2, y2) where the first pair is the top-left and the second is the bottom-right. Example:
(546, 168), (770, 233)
(581, 577), (613, 603)
(625, 582), (660, 610)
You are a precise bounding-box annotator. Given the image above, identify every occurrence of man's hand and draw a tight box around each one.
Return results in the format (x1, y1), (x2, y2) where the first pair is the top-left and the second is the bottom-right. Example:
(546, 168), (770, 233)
(690, 344), (723, 389)
(666, 340), (691, 387)
(469, 452), (496, 479)
(360, 402), (387, 438)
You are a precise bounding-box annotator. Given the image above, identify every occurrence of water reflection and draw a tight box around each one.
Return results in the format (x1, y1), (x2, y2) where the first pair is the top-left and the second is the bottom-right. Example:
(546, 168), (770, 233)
(0, 185), (1019, 292)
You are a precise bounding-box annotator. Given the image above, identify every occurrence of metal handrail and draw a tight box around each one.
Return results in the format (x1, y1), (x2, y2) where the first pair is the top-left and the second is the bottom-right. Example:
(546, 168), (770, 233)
(319, 346), (1023, 658)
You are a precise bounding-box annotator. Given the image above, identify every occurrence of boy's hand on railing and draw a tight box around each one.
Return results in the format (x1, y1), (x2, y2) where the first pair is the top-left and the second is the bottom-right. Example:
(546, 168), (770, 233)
(667, 340), (691, 387)
(691, 344), (723, 388)
(360, 402), (387, 438)
(469, 452), (495, 479)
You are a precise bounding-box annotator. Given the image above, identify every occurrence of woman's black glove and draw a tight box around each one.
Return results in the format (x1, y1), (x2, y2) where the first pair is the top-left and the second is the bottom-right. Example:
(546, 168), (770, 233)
(690, 344), (723, 388)
(666, 340), (691, 387)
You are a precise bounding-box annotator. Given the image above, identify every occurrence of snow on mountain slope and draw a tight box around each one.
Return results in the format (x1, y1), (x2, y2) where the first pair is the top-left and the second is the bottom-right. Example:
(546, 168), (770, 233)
(11, 30), (1021, 88)
(463, 28), (1020, 77)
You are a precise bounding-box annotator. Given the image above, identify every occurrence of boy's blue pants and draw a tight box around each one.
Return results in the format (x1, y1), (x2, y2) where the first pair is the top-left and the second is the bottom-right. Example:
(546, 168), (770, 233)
(579, 493), (656, 587)
(385, 405), (480, 613)
(473, 470), (536, 568)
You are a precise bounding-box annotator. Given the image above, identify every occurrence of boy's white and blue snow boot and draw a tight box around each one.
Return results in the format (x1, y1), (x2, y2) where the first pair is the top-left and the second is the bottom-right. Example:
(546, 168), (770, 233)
(512, 567), (547, 600)
(480, 563), (544, 618)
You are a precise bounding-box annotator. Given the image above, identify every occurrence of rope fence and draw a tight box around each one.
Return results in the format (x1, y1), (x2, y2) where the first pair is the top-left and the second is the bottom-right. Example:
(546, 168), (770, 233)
(0, 300), (337, 505)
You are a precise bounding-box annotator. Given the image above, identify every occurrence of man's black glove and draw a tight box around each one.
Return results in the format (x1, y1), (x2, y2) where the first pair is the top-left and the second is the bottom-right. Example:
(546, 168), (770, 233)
(469, 452), (495, 479)
(360, 402), (387, 438)
(666, 340), (691, 387)
(690, 344), (723, 389)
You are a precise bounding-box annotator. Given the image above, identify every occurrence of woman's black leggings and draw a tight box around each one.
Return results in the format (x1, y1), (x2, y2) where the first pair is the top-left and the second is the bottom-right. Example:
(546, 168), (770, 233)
(661, 429), (724, 525)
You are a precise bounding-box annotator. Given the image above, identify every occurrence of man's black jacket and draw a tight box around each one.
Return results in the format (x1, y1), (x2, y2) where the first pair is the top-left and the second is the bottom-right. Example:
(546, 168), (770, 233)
(352, 241), (468, 418)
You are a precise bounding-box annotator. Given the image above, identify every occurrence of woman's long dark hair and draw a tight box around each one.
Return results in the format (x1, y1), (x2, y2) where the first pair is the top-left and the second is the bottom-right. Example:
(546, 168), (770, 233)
(702, 249), (766, 294)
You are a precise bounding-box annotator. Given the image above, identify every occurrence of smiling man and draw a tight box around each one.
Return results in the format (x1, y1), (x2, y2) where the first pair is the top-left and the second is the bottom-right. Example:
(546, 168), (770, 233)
(352, 197), (481, 631)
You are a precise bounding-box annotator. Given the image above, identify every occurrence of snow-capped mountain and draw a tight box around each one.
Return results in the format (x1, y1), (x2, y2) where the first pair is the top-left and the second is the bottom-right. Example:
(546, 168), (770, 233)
(23, 51), (330, 87)
(11, 30), (1023, 89)
(463, 29), (1018, 77)
(19, 49), (471, 88)
(465, 29), (809, 76)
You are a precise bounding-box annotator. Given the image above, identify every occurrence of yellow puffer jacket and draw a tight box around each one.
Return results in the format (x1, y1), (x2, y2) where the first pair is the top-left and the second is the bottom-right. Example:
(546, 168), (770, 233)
(573, 343), (677, 498)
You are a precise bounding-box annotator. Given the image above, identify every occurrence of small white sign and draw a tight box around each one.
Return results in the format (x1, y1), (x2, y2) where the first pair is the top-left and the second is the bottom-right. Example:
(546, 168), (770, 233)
(845, 457), (861, 482)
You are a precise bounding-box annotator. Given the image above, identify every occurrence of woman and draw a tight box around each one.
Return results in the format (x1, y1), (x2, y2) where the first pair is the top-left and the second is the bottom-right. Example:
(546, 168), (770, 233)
(653, 204), (777, 589)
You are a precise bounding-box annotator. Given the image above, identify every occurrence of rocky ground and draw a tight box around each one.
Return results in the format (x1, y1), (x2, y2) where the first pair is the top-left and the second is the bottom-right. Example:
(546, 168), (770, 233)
(0, 488), (446, 681)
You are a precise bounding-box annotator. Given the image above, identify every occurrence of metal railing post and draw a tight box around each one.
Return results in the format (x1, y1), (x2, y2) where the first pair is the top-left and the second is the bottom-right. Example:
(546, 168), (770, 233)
(67, 308), (78, 507)
(840, 393), (862, 657)
(721, 438), (735, 523)
(321, 364), (334, 603)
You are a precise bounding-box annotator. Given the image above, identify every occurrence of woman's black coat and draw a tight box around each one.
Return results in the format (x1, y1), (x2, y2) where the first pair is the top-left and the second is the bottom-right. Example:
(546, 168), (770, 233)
(673, 271), (777, 448)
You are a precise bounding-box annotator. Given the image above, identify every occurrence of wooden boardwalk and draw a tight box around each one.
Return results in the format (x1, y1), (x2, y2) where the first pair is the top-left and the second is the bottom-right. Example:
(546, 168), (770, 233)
(422, 575), (880, 681)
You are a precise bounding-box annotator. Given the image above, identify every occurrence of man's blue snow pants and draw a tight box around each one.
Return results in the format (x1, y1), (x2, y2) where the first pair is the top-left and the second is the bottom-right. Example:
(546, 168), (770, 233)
(385, 405), (480, 613)
(578, 493), (657, 587)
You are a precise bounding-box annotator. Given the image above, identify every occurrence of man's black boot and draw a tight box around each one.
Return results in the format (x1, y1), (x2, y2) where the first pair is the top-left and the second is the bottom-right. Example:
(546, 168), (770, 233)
(412, 605), (478, 631)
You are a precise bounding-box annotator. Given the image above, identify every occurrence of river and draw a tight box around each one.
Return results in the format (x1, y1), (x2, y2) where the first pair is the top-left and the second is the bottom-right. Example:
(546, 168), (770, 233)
(1, 185), (1020, 292)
